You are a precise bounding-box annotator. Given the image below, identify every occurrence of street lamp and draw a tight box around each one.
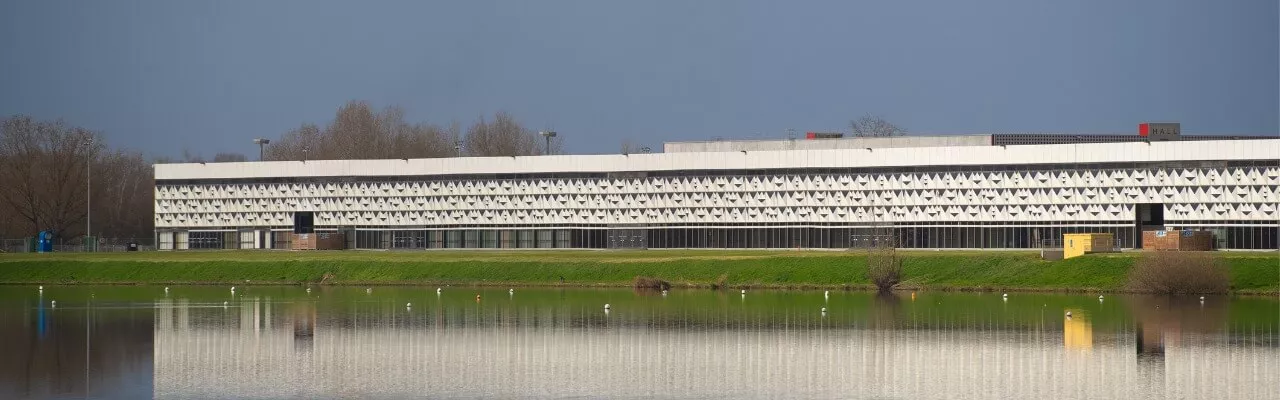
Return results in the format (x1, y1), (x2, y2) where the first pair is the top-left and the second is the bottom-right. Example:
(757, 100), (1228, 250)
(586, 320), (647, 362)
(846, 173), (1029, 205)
(253, 138), (270, 161)
(84, 137), (92, 251)
(539, 131), (557, 155)
(640, 146), (651, 154)
(302, 147), (308, 162)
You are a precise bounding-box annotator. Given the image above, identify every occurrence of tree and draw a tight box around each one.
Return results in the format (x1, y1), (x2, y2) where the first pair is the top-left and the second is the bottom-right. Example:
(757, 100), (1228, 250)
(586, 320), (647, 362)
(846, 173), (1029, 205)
(0, 115), (100, 238)
(180, 149), (206, 163)
(620, 139), (637, 154)
(265, 123), (322, 161)
(850, 114), (906, 138)
(463, 111), (542, 157)
(0, 115), (155, 239)
(324, 100), (382, 159)
(263, 101), (458, 161)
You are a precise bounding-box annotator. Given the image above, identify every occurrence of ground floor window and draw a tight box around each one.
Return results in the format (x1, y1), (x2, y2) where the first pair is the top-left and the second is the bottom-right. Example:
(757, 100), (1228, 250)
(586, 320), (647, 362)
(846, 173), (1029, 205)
(324, 223), (1275, 250)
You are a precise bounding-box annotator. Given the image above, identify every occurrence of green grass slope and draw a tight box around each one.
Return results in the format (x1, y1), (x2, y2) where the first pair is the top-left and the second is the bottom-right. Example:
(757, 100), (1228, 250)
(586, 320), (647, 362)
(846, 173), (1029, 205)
(0, 250), (1274, 293)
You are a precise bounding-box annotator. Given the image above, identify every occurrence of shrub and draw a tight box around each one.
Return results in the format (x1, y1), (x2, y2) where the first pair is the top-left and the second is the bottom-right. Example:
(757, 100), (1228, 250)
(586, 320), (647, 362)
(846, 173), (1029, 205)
(867, 247), (902, 292)
(633, 276), (671, 290)
(1127, 251), (1230, 294)
(710, 273), (729, 290)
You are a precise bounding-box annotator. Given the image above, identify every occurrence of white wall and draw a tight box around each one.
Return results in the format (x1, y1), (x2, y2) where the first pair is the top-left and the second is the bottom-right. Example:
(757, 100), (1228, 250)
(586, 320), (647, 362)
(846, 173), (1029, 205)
(155, 140), (1279, 180)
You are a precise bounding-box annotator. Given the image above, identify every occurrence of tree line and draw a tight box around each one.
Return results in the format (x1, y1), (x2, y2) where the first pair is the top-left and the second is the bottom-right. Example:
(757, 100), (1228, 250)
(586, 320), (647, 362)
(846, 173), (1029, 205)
(0, 101), (560, 240)
(1, 104), (901, 241)
(0, 115), (153, 239)
(264, 100), (561, 161)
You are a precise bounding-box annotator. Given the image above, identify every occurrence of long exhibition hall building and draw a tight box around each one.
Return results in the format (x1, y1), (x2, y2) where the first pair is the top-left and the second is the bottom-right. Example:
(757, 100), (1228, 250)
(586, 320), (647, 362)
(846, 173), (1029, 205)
(153, 133), (1280, 251)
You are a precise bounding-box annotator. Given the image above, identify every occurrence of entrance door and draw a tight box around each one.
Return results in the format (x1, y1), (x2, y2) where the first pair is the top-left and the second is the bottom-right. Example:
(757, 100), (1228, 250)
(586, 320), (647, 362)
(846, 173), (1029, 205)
(1134, 203), (1164, 249)
(293, 212), (315, 234)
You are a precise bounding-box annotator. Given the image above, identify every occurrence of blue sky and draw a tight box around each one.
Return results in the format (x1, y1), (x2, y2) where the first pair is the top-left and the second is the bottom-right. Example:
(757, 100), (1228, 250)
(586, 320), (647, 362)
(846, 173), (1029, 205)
(1, 0), (1276, 157)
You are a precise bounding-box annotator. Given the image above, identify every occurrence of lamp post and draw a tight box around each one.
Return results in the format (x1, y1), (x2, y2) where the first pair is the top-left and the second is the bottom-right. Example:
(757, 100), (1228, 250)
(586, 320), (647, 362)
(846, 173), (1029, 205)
(84, 137), (92, 251)
(539, 131), (557, 155)
(253, 138), (271, 161)
(302, 147), (308, 162)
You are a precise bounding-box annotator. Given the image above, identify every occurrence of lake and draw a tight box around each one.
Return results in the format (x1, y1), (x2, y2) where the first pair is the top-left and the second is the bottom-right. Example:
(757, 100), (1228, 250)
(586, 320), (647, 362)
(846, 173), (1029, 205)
(0, 286), (1276, 399)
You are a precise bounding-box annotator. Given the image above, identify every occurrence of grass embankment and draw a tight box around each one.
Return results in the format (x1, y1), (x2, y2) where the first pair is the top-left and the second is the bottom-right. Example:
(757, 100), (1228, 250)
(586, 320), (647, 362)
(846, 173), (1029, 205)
(0, 250), (1275, 293)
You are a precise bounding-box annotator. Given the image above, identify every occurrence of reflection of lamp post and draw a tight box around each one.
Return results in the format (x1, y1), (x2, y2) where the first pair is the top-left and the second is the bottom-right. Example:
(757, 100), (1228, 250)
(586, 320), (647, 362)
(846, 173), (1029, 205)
(539, 131), (557, 155)
(253, 138), (271, 161)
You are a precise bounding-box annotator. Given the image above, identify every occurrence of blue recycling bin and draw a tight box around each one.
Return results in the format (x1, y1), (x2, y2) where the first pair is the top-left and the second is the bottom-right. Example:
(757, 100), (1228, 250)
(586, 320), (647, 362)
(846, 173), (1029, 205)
(37, 231), (54, 253)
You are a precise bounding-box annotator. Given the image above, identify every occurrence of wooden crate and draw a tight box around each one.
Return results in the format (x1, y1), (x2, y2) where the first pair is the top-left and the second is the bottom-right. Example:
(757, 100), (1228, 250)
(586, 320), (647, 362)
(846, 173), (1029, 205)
(1142, 230), (1214, 251)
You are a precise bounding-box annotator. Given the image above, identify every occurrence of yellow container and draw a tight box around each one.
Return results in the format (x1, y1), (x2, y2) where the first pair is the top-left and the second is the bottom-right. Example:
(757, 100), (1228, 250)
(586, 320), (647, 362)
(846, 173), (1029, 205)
(1062, 233), (1115, 259)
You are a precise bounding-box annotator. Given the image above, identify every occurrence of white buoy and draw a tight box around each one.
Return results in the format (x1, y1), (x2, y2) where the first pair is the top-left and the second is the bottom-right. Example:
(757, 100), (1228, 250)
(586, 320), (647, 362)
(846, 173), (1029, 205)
(824, 290), (829, 298)
(366, 288), (372, 294)
(509, 288), (514, 294)
(1002, 293), (1008, 298)
(436, 288), (442, 294)
(821, 307), (827, 313)
(1200, 296), (1205, 301)
(231, 286), (236, 292)
(1066, 311), (1072, 317)
(164, 287), (169, 292)
(406, 303), (411, 307)
(306, 287), (311, 293)
(38, 286), (43, 291)
(603, 303), (610, 310)
(222, 301), (228, 306)
(1098, 295), (1104, 300)
(50, 300), (56, 307)
(741, 289), (746, 294)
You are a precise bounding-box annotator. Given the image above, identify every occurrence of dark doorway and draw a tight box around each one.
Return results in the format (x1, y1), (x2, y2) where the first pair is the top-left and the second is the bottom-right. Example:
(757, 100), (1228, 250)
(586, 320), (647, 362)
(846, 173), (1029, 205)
(1134, 204), (1164, 248)
(293, 212), (315, 234)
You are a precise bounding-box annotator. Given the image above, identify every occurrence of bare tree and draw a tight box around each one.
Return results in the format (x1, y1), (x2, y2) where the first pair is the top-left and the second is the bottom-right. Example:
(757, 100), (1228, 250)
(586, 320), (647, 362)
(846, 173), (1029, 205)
(850, 114), (906, 137)
(0, 115), (100, 238)
(620, 139), (636, 154)
(265, 123), (322, 161)
(93, 150), (154, 237)
(180, 148), (206, 163)
(0, 115), (154, 239)
(264, 101), (458, 161)
(324, 100), (382, 159)
(463, 111), (541, 157)
(212, 153), (248, 163)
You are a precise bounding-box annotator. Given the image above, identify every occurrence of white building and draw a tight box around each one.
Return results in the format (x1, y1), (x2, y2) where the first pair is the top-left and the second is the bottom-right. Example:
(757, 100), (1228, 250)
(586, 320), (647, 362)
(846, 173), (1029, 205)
(153, 137), (1279, 250)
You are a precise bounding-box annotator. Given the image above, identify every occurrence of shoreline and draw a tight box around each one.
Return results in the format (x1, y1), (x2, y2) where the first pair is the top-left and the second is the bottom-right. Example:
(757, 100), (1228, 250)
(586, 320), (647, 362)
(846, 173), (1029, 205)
(4, 281), (1274, 296)
(2, 249), (1275, 295)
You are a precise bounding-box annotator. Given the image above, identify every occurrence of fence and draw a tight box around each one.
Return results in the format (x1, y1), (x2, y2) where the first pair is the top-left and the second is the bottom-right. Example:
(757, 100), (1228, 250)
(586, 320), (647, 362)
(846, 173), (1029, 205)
(1, 237), (156, 253)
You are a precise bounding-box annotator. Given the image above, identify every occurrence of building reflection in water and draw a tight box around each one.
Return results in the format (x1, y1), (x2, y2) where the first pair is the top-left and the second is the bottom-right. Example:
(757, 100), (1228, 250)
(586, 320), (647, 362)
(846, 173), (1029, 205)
(1063, 309), (1093, 351)
(145, 295), (1277, 399)
(292, 301), (315, 352)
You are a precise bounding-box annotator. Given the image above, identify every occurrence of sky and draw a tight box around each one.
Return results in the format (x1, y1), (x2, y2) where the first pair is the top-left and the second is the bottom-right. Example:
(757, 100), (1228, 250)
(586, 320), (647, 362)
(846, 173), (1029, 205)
(1, 0), (1276, 158)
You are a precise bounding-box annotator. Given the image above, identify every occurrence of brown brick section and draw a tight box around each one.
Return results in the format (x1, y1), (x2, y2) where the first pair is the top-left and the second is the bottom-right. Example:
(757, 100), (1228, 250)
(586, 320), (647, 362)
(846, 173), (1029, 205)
(283, 232), (347, 250)
(1142, 230), (1214, 251)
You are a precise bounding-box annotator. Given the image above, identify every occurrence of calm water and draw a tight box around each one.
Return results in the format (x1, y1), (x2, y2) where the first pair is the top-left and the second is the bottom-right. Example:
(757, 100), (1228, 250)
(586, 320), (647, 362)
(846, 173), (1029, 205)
(0, 286), (1276, 399)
